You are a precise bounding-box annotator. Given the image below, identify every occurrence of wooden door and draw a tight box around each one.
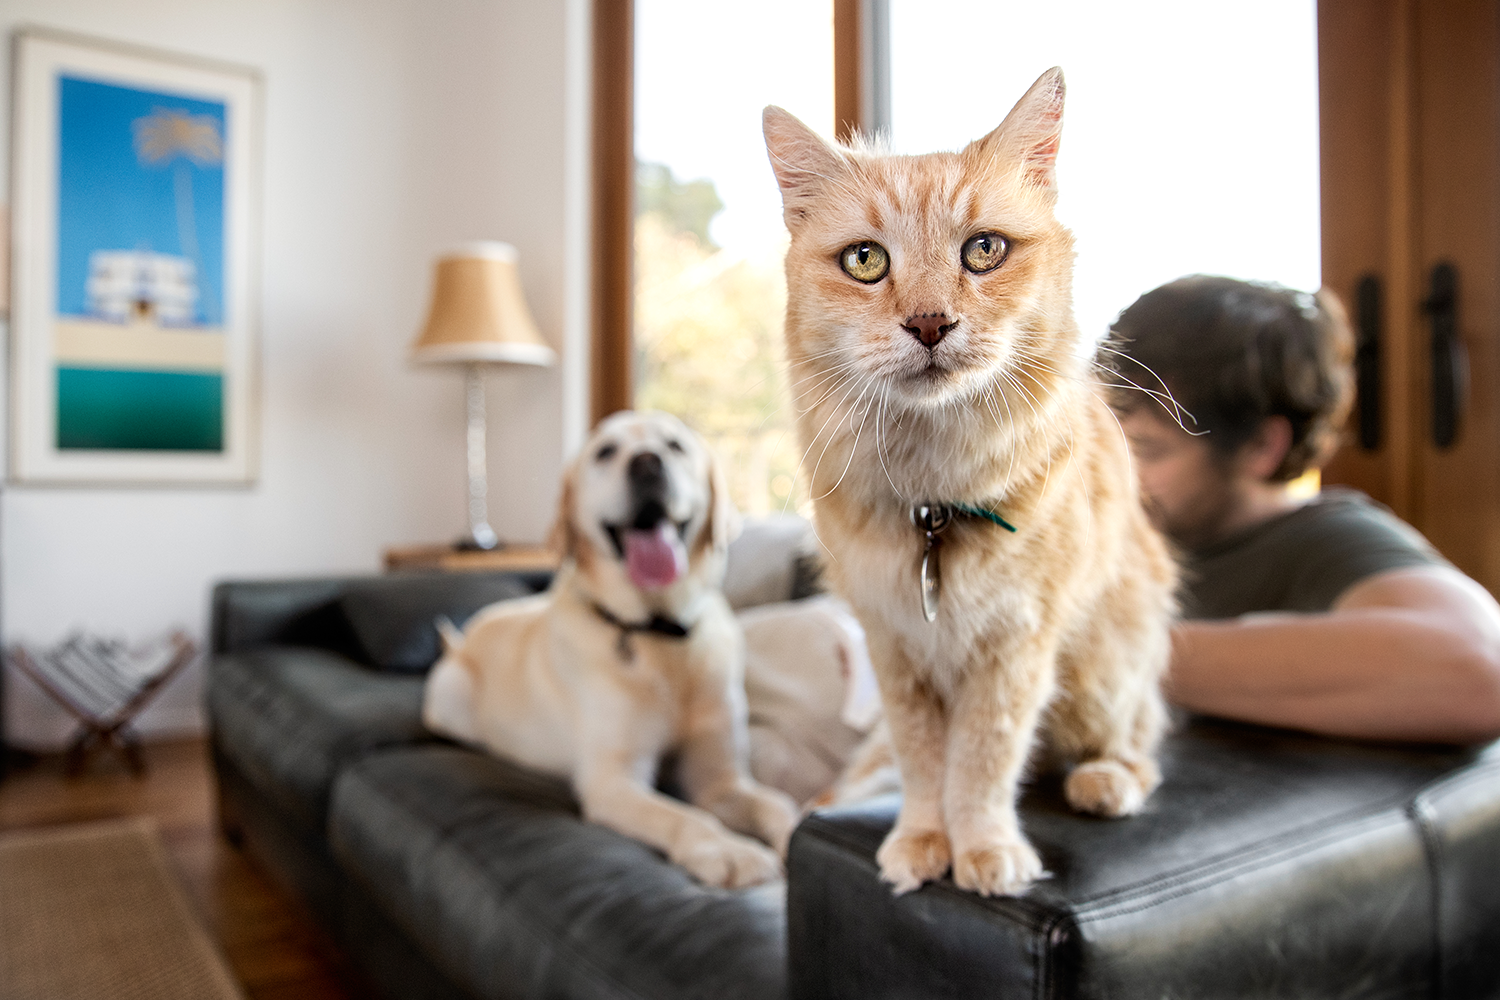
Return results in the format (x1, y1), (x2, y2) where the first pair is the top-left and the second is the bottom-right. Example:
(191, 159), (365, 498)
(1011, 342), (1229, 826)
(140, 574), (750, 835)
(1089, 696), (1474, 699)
(1320, 0), (1500, 595)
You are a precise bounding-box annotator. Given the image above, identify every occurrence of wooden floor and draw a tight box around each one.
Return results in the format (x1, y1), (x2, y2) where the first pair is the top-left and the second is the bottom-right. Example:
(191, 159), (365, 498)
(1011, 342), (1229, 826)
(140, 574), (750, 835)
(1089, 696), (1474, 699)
(0, 737), (370, 1000)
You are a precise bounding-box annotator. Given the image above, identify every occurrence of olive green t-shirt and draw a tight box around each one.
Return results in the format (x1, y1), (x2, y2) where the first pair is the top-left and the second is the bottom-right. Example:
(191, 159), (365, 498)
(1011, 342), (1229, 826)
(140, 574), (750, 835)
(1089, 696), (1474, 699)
(1180, 488), (1449, 621)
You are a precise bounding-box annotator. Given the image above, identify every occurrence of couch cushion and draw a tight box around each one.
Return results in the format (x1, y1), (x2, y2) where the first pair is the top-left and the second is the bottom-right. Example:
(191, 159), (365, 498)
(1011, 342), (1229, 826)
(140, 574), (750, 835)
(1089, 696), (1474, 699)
(208, 647), (430, 833)
(787, 717), (1498, 1000)
(340, 571), (550, 673)
(723, 514), (817, 610)
(328, 744), (787, 1000)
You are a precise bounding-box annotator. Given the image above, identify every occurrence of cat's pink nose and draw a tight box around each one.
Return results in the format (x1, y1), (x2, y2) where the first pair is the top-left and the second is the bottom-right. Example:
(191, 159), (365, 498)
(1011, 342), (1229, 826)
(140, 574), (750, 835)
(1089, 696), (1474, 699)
(903, 313), (957, 348)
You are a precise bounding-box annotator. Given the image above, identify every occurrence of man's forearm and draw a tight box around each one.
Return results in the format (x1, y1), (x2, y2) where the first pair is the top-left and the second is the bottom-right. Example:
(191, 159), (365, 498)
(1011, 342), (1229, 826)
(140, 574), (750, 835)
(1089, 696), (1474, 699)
(1167, 608), (1500, 744)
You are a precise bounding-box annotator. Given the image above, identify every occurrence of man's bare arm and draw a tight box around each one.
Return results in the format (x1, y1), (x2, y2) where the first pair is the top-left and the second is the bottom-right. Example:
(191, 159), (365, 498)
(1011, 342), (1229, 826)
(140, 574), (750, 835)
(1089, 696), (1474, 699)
(1166, 565), (1500, 744)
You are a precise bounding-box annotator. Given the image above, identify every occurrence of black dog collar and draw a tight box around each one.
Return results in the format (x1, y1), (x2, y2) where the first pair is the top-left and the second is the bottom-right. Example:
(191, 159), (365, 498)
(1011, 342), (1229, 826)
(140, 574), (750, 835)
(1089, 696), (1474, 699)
(591, 602), (691, 662)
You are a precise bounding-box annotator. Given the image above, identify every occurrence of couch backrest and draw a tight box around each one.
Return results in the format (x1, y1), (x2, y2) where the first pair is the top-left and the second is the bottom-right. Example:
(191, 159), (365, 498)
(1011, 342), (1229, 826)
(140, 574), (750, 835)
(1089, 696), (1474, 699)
(211, 570), (553, 672)
(211, 515), (821, 672)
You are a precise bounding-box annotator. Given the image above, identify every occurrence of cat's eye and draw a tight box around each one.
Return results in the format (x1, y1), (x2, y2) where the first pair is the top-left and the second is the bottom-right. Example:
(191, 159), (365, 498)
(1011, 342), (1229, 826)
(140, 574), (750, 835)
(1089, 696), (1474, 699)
(839, 241), (890, 283)
(961, 232), (1010, 274)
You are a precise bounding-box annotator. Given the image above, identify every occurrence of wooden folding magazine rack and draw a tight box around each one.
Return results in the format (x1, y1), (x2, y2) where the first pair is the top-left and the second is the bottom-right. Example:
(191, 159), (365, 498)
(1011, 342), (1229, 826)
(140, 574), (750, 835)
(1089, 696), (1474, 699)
(7, 631), (195, 774)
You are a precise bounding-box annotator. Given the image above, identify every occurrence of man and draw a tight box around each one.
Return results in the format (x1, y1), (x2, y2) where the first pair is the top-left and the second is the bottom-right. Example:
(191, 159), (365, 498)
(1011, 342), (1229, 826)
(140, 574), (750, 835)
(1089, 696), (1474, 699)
(1108, 275), (1500, 745)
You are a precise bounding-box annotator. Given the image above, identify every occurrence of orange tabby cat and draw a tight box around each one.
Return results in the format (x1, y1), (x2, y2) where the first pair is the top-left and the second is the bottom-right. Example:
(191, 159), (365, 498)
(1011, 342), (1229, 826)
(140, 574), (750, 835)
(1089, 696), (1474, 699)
(761, 68), (1176, 897)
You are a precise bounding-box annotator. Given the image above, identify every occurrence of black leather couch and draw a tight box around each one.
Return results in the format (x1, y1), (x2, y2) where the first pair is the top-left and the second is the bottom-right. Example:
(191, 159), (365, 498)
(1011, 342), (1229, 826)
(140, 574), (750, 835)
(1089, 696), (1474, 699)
(208, 539), (1500, 1000)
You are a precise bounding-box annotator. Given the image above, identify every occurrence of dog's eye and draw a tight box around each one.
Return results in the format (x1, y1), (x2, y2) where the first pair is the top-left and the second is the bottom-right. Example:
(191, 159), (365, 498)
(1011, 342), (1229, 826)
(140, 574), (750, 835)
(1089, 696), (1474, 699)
(594, 443), (617, 462)
(961, 232), (1009, 274)
(666, 439), (685, 455)
(839, 241), (889, 283)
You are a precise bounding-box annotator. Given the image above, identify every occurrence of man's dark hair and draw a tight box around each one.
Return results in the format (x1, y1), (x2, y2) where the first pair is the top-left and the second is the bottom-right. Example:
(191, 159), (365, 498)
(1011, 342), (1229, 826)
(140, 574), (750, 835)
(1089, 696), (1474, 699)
(1106, 275), (1355, 482)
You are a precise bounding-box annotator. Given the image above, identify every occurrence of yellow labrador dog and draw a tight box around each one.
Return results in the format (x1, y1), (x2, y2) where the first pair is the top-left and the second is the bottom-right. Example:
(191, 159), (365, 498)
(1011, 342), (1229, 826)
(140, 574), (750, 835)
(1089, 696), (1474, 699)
(422, 410), (799, 888)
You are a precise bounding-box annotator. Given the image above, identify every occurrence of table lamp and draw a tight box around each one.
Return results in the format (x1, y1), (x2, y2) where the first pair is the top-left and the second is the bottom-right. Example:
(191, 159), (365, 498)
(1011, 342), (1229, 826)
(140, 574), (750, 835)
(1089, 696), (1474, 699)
(411, 241), (556, 550)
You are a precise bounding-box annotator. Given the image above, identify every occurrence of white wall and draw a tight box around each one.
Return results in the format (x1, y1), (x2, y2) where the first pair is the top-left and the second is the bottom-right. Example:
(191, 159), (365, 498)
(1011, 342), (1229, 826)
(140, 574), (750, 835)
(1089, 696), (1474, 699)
(0, 0), (591, 748)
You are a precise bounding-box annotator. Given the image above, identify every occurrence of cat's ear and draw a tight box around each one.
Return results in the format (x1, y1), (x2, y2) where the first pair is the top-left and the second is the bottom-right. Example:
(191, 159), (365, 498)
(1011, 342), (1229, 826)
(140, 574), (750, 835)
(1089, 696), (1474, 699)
(971, 67), (1066, 197)
(763, 106), (845, 231)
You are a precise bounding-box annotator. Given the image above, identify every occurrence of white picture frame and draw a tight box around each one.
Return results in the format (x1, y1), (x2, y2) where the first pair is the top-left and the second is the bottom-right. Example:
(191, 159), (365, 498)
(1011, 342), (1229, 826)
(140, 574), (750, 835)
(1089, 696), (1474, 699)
(10, 28), (261, 484)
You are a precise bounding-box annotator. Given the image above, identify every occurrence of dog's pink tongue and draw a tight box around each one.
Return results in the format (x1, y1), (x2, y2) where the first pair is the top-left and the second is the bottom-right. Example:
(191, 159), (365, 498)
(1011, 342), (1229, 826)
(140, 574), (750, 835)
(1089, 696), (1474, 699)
(624, 524), (686, 590)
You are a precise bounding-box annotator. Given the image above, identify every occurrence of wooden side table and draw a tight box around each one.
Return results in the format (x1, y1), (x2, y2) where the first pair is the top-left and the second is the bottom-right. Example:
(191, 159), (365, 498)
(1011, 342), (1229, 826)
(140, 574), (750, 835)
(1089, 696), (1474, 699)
(384, 544), (559, 574)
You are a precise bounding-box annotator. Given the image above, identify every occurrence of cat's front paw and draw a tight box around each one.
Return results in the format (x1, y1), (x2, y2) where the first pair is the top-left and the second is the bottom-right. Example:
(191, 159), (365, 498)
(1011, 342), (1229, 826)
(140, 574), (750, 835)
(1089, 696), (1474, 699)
(1064, 757), (1158, 817)
(876, 826), (952, 894)
(952, 837), (1045, 897)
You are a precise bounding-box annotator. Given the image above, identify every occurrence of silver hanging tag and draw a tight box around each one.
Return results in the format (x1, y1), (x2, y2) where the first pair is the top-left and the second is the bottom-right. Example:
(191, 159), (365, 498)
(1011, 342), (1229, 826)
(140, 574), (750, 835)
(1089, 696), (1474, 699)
(920, 536), (941, 622)
(911, 504), (953, 623)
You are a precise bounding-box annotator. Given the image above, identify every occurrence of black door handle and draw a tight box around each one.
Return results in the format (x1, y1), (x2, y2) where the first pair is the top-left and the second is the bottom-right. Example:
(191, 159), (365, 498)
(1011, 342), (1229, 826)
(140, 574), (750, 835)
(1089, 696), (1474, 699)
(1424, 261), (1467, 449)
(1355, 274), (1381, 450)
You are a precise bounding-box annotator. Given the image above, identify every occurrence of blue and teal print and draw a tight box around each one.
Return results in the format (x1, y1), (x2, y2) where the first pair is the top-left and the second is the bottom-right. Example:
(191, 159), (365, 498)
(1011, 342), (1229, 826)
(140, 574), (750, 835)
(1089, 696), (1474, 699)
(54, 73), (229, 452)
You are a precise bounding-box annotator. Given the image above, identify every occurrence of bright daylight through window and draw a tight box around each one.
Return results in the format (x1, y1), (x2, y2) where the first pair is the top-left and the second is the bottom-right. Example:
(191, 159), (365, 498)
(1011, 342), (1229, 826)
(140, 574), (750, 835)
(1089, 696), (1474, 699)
(633, 0), (832, 516)
(633, 1), (1319, 513)
(887, 0), (1321, 343)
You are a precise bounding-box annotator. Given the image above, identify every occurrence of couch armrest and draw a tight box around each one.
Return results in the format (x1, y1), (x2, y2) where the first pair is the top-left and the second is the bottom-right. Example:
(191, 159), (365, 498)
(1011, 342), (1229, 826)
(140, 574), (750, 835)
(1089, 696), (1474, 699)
(1415, 745), (1500, 997)
(787, 719), (1499, 999)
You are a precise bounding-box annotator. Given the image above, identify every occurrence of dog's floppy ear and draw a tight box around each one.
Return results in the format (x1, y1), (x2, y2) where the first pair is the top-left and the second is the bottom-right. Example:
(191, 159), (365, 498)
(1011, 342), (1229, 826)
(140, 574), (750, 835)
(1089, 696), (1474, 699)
(697, 448), (742, 557)
(547, 463), (580, 560)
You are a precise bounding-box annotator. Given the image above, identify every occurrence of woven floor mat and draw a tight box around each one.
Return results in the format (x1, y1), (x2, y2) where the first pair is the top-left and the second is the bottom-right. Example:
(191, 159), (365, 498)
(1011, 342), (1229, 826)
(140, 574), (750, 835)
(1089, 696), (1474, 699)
(0, 817), (245, 1000)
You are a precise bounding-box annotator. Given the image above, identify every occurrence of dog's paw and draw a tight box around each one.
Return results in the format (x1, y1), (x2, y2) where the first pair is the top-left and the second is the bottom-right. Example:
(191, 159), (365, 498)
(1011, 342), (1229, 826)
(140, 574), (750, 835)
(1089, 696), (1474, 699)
(875, 827), (951, 894)
(677, 833), (783, 889)
(1064, 758), (1157, 817)
(951, 837), (1045, 897)
(755, 791), (800, 857)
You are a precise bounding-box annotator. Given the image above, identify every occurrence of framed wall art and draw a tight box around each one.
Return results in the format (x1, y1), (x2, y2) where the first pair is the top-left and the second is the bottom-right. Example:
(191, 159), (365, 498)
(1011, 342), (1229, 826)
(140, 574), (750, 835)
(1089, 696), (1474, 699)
(10, 29), (261, 484)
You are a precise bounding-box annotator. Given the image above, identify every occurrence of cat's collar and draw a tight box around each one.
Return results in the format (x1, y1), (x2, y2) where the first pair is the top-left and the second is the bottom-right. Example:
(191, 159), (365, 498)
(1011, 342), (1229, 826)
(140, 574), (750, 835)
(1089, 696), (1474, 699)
(910, 502), (1018, 535)
(910, 502), (1017, 623)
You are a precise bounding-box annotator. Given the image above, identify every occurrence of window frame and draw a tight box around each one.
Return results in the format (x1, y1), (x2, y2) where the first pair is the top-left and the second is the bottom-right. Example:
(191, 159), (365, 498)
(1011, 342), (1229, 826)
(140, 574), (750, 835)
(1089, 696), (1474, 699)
(589, 0), (872, 426)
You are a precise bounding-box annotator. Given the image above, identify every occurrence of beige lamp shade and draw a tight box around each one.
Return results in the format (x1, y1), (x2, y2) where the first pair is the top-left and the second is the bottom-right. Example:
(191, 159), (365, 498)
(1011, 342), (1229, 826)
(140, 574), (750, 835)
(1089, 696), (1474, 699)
(410, 241), (556, 366)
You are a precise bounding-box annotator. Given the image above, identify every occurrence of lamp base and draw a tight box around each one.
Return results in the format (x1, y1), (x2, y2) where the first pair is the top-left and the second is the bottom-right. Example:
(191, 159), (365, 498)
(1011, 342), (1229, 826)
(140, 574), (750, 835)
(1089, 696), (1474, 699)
(455, 523), (500, 551)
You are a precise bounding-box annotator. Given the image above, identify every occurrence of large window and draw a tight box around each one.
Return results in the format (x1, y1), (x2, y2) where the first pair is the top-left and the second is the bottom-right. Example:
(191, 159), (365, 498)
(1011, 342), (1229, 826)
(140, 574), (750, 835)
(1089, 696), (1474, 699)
(623, 2), (1320, 512)
(633, 1), (833, 515)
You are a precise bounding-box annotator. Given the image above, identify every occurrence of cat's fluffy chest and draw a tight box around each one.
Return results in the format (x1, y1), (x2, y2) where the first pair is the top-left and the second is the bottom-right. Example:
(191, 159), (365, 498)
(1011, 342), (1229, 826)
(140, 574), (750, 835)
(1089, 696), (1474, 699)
(819, 505), (1048, 683)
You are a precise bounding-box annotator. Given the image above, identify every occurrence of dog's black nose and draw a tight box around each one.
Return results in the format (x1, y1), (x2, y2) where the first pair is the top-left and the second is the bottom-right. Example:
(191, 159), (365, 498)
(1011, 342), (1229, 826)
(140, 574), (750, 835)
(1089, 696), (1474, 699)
(627, 452), (670, 529)
(627, 451), (665, 487)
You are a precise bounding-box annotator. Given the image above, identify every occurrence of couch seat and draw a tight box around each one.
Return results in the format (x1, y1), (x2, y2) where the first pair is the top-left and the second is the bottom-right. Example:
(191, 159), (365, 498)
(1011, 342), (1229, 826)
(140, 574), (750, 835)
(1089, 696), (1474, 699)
(329, 743), (787, 1000)
(208, 647), (431, 834)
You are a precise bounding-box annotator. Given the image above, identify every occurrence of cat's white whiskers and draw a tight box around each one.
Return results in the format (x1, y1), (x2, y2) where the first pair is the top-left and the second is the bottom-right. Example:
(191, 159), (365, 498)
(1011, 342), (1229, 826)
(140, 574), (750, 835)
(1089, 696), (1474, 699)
(790, 358), (861, 399)
(814, 381), (880, 501)
(796, 365), (863, 420)
(764, 357), (867, 508)
(1006, 343), (1199, 440)
(1092, 344), (1200, 432)
(1018, 365), (1095, 550)
(791, 373), (855, 421)
(793, 342), (861, 367)
(796, 371), (870, 502)
(755, 360), (844, 433)
(979, 386), (1020, 501)
(873, 379), (903, 500)
(1094, 384), (1142, 495)
(997, 367), (1057, 505)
